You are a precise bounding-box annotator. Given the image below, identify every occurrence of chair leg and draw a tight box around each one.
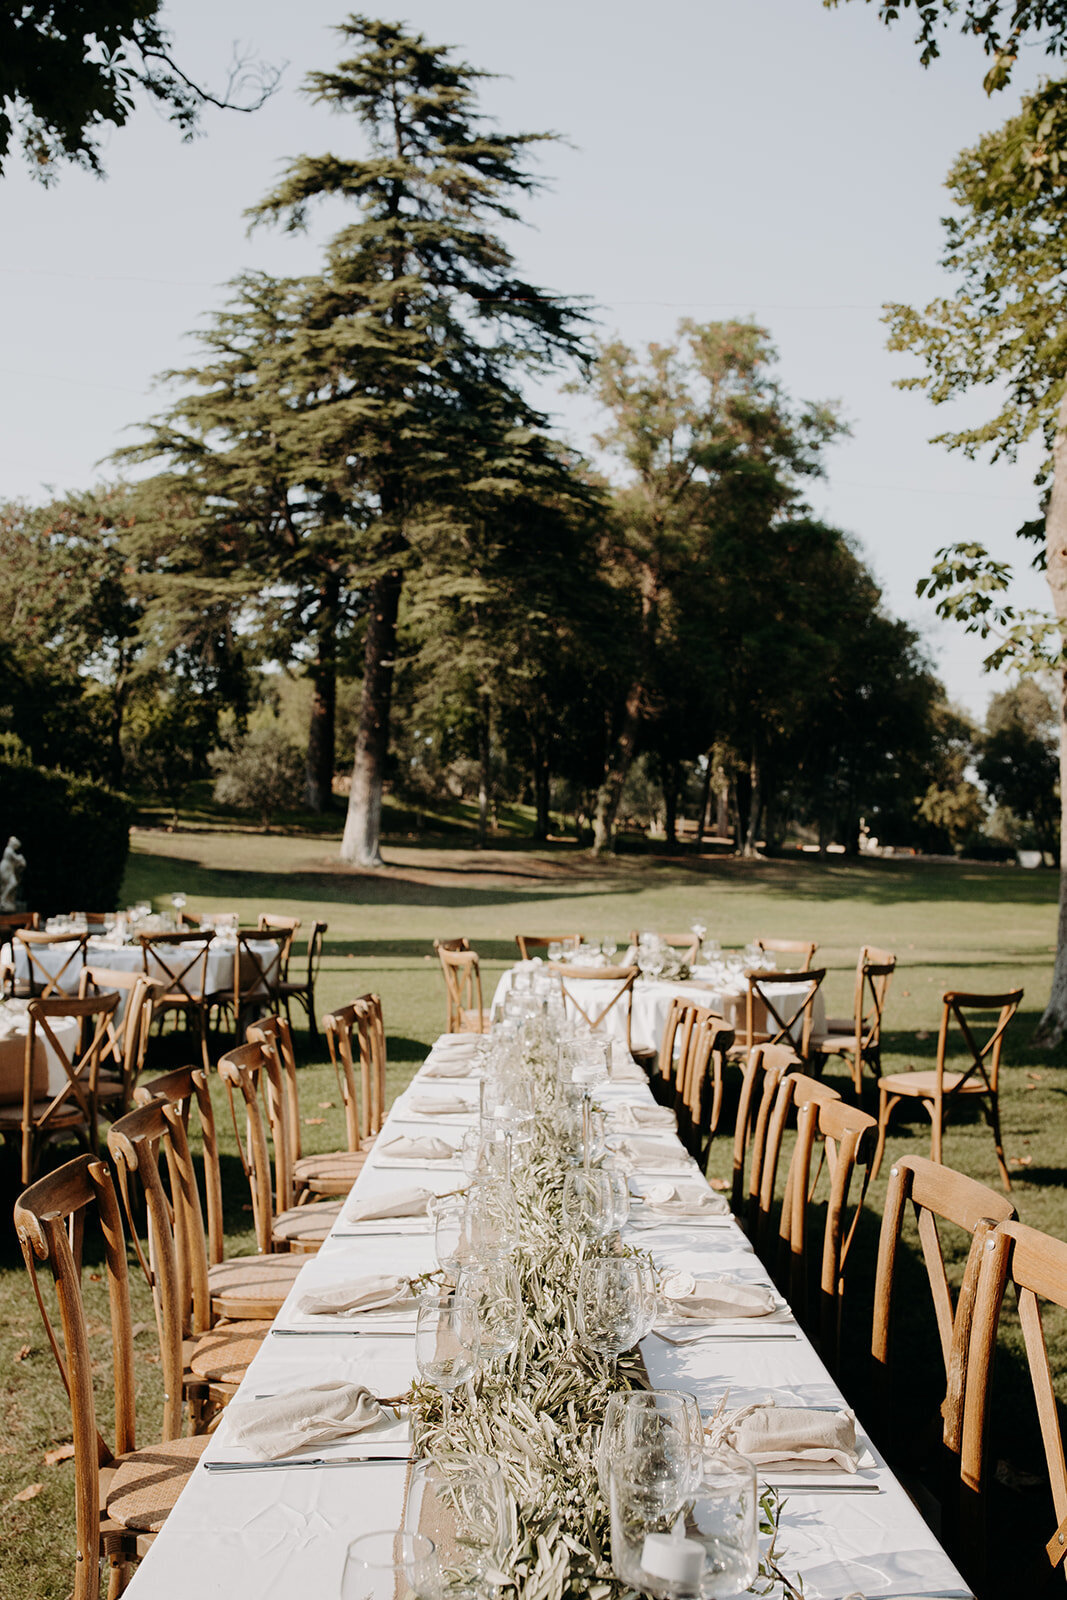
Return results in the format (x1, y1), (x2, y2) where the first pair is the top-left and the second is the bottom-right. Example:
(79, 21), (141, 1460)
(871, 1088), (897, 1181)
(988, 1093), (1012, 1193)
(930, 1101), (943, 1166)
(197, 1007), (211, 1073)
(306, 986), (318, 1039)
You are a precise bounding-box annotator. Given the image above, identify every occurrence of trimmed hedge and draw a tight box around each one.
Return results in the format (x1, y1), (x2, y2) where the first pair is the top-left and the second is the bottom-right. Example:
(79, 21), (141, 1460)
(0, 760), (132, 914)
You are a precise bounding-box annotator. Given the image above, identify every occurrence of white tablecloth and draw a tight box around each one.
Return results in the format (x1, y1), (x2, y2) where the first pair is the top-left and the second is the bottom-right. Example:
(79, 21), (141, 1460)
(493, 968), (827, 1054)
(123, 1045), (971, 1600)
(7, 936), (280, 1001)
(0, 1007), (81, 1098)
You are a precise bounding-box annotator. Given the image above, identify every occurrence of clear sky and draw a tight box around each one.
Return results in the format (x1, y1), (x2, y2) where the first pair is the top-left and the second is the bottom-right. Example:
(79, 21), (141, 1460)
(0, 0), (1055, 714)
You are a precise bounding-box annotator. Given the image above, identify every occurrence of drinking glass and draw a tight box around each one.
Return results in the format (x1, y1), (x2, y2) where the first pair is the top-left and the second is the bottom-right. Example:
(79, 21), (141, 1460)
(340, 1531), (440, 1600)
(547, 940), (563, 962)
(597, 1390), (704, 1500)
(415, 1293), (481, 1434)
(561, 1169), (615, 1241)
(433, 1195), (467, 1273)
(605, 1168), (631, 1233)
(577, 1256), (647, 1379)
(403, 1456), (509, 1584)
(462, 1180), (518, 1261)
(601, 939), (618, 961)
(457, 1259), (522, 1362)
(686, 1447), (758, 1597)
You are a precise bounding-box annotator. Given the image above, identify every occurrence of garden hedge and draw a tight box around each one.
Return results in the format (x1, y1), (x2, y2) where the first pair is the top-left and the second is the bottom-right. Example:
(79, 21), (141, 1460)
(0, 759), (132, 914)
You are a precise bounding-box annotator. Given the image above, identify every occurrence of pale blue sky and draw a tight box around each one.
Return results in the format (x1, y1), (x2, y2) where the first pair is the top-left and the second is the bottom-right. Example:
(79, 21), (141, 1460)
(0, 0), (1056, 713)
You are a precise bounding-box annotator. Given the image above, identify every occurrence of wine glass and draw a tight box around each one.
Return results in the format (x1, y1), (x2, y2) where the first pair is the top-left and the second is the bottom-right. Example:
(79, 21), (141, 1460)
(562, 1169), (615, 1241)
(433, 1195), (468, 1273)
(457, 1258), (522, 1363)
(601, 938), (617, 962)
(686, 1446), (759, 1597)
(597, 1389), (704, 1500)
(577, 1256), (648, 1380)
(403, 1456), (509, 1584)
(462, 1179), (518, 1262)
(415, 1292), (481, 1435)
(340, 1531), (440, 1600)
(604, 1167), (631, 1232)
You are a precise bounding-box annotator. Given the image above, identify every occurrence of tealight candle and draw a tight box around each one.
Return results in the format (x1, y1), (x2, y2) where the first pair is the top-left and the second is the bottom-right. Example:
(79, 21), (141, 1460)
(640, 1532), (704, 1587)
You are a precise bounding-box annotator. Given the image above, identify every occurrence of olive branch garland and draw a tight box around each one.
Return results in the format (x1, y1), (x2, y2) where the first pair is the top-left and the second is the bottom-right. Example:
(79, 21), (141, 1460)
(405, 1036), (803, 1600)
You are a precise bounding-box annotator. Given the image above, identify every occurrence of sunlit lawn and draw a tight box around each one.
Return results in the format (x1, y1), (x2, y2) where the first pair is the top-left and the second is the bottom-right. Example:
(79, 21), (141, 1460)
(1, 824), (1063, 1596)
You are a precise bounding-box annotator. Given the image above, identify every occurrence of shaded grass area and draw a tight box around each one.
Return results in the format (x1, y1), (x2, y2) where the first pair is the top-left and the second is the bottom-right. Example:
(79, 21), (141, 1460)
(0, 829), (1063, 1596)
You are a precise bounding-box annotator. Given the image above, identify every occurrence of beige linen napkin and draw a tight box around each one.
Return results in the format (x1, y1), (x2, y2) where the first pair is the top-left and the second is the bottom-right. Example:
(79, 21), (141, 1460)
(345, 1187), (432, 1223)
(660, 1271), (777, 1320)
(724, 1403), (859, 1473)
(297, 1274), (416, 1317)
(379, 1135), (455, 1161)
(224, 1381), (384, 1460)
(408, 1093), (473, 1115)
(421, 1057), (473, 1079)
(614, 1136), (691, 1169)
(644, 1183), (729, 1219)
(611, 1103), (677, 1130)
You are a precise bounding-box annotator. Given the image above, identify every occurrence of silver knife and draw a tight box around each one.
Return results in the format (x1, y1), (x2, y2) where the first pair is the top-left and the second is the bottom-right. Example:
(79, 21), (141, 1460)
(271, 1327), (414, 1338)
(204, 1454), (415, 1473)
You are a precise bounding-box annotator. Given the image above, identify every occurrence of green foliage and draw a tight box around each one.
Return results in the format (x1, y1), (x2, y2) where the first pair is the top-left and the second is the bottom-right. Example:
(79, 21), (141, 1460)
(824, 0), (1067, 86)
(210, 727), (305, 828)
(0, 757), (130, 912)
(0, 2), (279, 182)
(979, 679), (1060, 854)
(121, 685), (218, 827)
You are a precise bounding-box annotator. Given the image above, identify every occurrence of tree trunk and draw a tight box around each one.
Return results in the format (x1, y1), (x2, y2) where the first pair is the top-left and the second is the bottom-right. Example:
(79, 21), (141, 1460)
(716, 779), (730, 840)
(477, 703), (490, 848)
(696, 751), (713, 841)
(741, 748), (763, 858)
(305, 575), (340, 813)
(531, 729), (551, 841)
(341, 567), (402, 868)
(592, 687), (642, 855)
(663, 760), (679, 847)
(1035, 391), (1067, 1043)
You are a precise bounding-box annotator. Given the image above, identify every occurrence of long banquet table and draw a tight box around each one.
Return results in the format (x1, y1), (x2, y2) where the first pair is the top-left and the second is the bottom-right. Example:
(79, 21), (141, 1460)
(123, 1041), (971, 1600)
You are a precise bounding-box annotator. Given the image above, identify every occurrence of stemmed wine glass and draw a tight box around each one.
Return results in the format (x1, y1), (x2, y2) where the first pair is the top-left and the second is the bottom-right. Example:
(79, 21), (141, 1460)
(597, 1388), (704, 1500)
(457, 1258), (522, 1364)
(415, 1292), (481, 1435)
(561, 1169), (615, 1241)
(576, 1256), (650, 1380)
(403, 1457), (509, 1586)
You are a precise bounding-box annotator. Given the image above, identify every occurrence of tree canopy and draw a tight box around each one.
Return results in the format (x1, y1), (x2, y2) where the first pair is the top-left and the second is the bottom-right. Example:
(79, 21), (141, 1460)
(825, 0), (1067, 87)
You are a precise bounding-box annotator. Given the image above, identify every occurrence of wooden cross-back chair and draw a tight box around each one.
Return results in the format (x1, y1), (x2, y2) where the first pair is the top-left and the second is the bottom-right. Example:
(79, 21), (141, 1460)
(228, 927), (289, 1042)
(275, 918), (328, 1037)
(13, 1154), (208, 1600)
(961, 1220), (1067, 1594)
(754, 1069), (842, 1267)
(548, 964), (639, 1053)
(815, 946), (896, 1094)
(0, 910), (38, 931)
(134, 1065), (302, 1319)
(79, 965), (160, 1120)
(730, 1043), (803, 1228)
(138, 930), (215, 1071)
(756, 937), (818, 971)
(642, 996), (709, 1106)
(676, 1014), (735, 1168)
(107, 1100), (270, 1432)
(434, 941), (489, 1033)
(777, 1093), (877, 1371)
(742, 966), (826, 1063)
(514, 933), (583, 960)
(870, 1155), (1015, 1473)
(217, 1040), (342, 1255)
(256, 912), (301, 970)
(13, 927), (88, 997)
(873, 987), (1024, 1191)
(0, 992), (119, 1183)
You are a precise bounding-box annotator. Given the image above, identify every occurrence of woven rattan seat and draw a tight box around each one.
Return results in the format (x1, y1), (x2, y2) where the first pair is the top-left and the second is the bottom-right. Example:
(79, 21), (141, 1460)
(292, 1149), (367, 1186)
(106, 1437), (210, 1534)
(187, 1322), (268, 1386)
(207, 1255), (303, 1319)
(271, 1197), (343, 1249)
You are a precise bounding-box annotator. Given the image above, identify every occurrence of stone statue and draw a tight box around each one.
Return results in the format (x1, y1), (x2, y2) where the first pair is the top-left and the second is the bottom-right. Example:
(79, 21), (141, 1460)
(0, 835), (26, 912)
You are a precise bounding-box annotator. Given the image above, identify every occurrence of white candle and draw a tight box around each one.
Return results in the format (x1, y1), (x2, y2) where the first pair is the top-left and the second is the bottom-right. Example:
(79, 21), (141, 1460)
(640, 1532), (704, 1587)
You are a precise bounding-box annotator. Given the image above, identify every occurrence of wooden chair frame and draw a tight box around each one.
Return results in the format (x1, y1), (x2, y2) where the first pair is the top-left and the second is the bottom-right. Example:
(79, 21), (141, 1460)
(79, 965), (160, 1119)
(276, 919), (327, 1037)
(515, 933), (583, 960)
(755, 1069), (842, 1265)
(730, 1043), (803, 1227)
(677, 1014), (734, 1167)
(548, 964), (639, 1052)
(873, 987), (1023, 1191)
(757, 937), (817, 971)
(256, 913), (301, 982)
(816, 946), (896, 1093)
(229, 928), (289, 1041)
(646, 996), (705, 1106)
(435, 942), (488, 1033)
(0, 992), (120, 1183)
(138, 931), (216, 1071)
(13, 927), (88, 997)
(743, 967), (826, 1060)
(13, 1154), (205, 1600)
(629, 929), (701, 963)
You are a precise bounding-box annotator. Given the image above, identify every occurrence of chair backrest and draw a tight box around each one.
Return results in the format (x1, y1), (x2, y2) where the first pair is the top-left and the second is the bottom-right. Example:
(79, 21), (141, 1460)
(245, 1012), (303, 1168)
(139, 930), (214, 1000)
(216, 1040), (281, 1252)
(871, 1154), (1015, 1454)
(778, 1094), (877, 1367)
(961, 1219), (1067, 1591)
(304, 919), (328, 988)
(678, 1014), (735, 1166)
(745, 967), (826, 1058)
(233, 928), (289, 1019)
(936, 988), (1024, 1098)
(651, 996), (705, 1101)
(514, 934), (583, 960)
(756, 1068), (841, 1263)
(435, 943), (485, 1033)
(757, 937), (817, 971)
(435, 937), (471, 952)
(730, 1043), (803, 1226)
(549, 964), (638, 1049)
(844, 945), (896, 1057)
(0, 910), (38, 931)
(321, 994), (388, 1147)
(25, 993), (120, 1162)
(134, 1064), (227, 1268)
(79, 965), (160, 1106)
(14, 928), (88, 997)
(256, 914), (300, 977)
(13, 1155), (160, 1600)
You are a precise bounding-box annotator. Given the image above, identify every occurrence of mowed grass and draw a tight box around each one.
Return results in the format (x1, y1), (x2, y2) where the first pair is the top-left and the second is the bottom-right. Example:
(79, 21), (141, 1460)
(0, 826), (1064, 1597)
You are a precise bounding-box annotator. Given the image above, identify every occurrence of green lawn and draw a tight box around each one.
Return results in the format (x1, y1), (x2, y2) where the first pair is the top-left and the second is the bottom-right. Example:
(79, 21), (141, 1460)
(1, 827), (1063, 1596)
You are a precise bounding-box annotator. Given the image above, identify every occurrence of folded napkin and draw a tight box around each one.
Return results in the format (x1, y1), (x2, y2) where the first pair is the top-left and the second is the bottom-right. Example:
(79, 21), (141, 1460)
(723, 1403), (859, 1473)
(297, 1274), (416, 1317)
(613, 1136), (691, 1169)
(432, 1033), (481, 1051)
(345, 1187), (433, 1223)
(224, 1381), (384, 1461)
(421, 1056), (473, 1079)
(660, 1270), (777, 1321)
(643, 1183), (729, 1218)
(611, 1103), (677, 1130)
(0, 1011), (25, 1040)
(408, 1092), (474, 1115)
(379, 1134), (455, 1162)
